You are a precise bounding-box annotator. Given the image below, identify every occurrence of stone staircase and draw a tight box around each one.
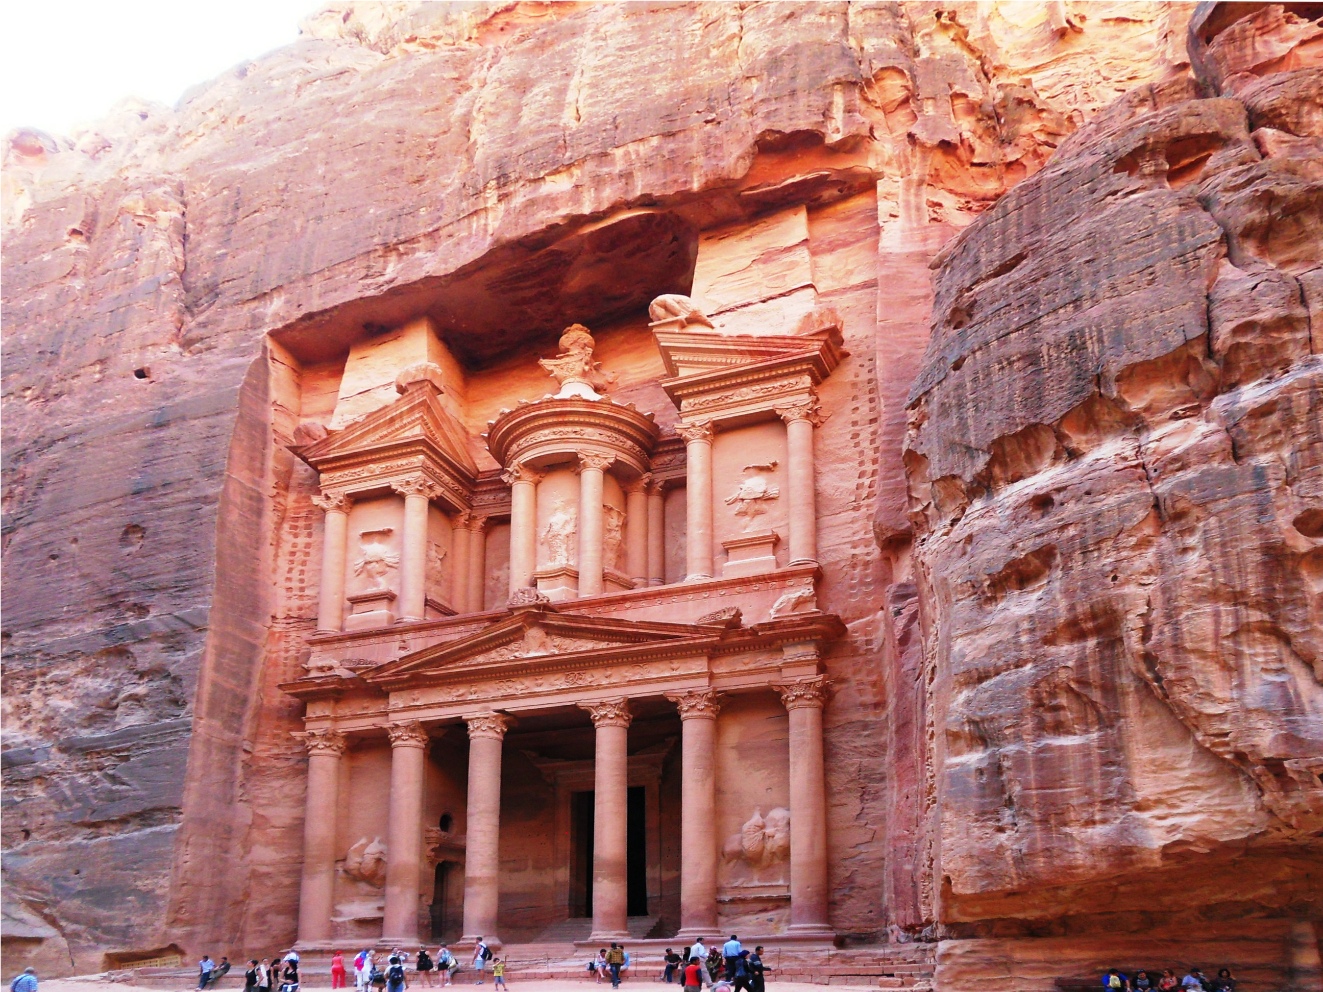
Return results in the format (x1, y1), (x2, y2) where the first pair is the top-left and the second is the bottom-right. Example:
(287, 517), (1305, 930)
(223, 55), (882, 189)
(530, 916), (662, 944)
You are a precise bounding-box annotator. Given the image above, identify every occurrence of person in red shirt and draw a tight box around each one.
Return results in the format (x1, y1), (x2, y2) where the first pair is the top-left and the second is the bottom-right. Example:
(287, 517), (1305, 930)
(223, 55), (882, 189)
(331, 952), (347, 990)
(683, 960), (702, 992)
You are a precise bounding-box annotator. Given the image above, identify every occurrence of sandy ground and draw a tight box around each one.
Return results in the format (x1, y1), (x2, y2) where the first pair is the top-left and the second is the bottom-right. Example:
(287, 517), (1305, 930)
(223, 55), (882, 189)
(40, 979), (879, 992)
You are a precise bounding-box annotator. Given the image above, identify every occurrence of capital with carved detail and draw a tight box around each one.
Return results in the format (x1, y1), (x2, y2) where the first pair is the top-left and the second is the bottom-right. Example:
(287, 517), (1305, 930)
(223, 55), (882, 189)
(453, 509), (473, 529)
(502, 463), (544, 487)
(580, 698), (632, 728)
(775, 398), (828, 428)
(392, 477), (444, 501)
(578, 452), (615, 473)
(774, 676), (830, 711)
(388, 721), (430, 749)
(623, 473), (652, 496)
(303, 728), (348, 755)
(675, 421), (715, 444)
(467, 514), (489, 534)
(312, 491), (352, 514)
(666, 689), (721, 721)
(466, 712), (514, 740)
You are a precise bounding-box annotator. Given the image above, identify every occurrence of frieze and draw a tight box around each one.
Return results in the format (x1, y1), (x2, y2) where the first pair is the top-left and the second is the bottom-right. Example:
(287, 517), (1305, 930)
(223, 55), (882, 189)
(679, 376), (813, 415)
(507, 427), (648, 466)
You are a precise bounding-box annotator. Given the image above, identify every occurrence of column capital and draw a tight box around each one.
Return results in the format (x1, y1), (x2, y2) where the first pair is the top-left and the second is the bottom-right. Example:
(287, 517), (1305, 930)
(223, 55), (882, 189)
(467, 514), (489, 533)
(623, 473), (652, 496)
(578, 452), (615, 473)
(466, 712), (515, 740)
(388, 720), (430, 749)
(666, 689), (721, 720)
(453, 509), (474, 528)
(313, 491), (352, 514)
(302, 728), (348, 755)
(775, 676), (830, 710)
(392, 476), (443, 500)
(581, 697), (632, 728)
(675, 420), (715, 444)
(775, 397), (828, 427)
(502, 462), (544, 486)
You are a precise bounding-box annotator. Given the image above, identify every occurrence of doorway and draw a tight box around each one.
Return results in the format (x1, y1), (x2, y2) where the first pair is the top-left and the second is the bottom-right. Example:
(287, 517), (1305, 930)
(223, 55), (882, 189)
(569, 787), (649, 918)
(430, 862), (452, 940)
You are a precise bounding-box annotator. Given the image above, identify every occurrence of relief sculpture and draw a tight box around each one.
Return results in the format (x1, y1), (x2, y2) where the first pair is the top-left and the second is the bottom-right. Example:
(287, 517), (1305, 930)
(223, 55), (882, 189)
(342, 835), (388, 887)
(353, 529), (399, 591)
(602, 503), (626, 571)
(542, 498), (578, 567)
(724, 461), (780, 528)
(722, 808), (791, 880)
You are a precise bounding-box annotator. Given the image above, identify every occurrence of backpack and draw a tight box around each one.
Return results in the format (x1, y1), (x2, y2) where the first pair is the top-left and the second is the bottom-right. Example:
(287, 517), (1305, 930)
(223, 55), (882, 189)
(418, 953), (432, 971)
(388, 965), (405, 983)
(355, 954), (367, 971)
(482, 946), (493, 962)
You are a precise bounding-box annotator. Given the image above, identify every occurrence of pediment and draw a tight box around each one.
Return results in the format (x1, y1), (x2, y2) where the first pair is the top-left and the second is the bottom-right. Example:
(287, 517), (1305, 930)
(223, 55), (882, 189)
(295, 380), (477, 476)
(652, 324), (844, 381)
(364, 607), (719, 688)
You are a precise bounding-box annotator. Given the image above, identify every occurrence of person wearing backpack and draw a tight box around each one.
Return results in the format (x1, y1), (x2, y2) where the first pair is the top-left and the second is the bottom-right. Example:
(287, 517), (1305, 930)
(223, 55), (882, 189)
(416, 948), (435, 988)
(605, 944), (625, 989)
(436, 946), (457, 987)
(386, 957), (409, 992)
(472, 939), (491, 985)
(10, 969), (38, 992)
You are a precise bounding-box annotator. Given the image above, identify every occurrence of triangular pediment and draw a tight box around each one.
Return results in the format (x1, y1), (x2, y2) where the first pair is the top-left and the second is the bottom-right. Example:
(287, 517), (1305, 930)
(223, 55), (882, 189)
(364, 606), (721, 688)
(295, 380), (477, 476)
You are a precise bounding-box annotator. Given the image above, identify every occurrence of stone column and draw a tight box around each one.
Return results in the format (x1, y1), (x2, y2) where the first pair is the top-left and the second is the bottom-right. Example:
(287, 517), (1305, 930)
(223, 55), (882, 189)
(467, 515), (488, 612)
(776, 677), (831, 934)
(383, 721), (429, 943)
(504, 463), (542, 595)
(393, 479), (439, 622)
(296, 728), (346, 946)
(677, 421), (715, 581)
(647, 479), (665, 586)
(667, 690), (720, 939)
(462, 712), (512, 946)
(581, 698), (632, 941)
(624, 475), (650, 588)
(313, 492), (352, 632)
(577, 453), (613, 597)
(450, 511), (472, 611)
(777, 399), (826, 566)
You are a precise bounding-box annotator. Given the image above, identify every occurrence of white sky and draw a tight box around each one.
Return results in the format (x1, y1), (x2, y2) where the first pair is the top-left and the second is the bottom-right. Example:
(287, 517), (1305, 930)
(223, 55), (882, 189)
(1, 0), (323, 137)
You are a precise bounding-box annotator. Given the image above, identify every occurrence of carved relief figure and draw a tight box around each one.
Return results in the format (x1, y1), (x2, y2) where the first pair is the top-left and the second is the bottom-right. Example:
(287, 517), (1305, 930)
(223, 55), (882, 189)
(724, 461), (780, 528)
(649, 294), (714, 327)
(770, 584), (816, 618)
(343, 836), (388, 887)
(722, 807), (791, 868)
(353, 529), (399, 591)
(538, 323), (616, 395)
(427, 541), (447, 583)
(542, 498), (578, 567)
(602, 504), (626, 571)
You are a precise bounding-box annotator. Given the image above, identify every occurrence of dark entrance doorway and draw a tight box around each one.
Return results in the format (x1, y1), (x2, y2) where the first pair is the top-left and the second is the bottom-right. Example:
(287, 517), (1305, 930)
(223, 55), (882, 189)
(570, 787), (649, 918)
(430, 861), (453, 940)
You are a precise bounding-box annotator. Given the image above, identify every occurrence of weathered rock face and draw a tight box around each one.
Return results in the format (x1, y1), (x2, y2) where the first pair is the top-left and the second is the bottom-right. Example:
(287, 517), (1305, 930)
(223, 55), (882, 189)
(12, 0), (1314, 986)
(905, 2), (1323, 987)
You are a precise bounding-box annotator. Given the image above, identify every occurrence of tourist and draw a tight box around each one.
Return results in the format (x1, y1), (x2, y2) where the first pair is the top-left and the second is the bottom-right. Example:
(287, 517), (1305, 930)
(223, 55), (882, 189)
(1102, 970), (1127, 990)
(1133, 971), (1154, 991)
(211, 958), (233, 989)
(199, 957), (217, 990)
(1181, 969), (1207, 990)
(282, 955), (300, 992)
(606, 944), (625, 989)
(683, 959), (703, 992)
(10, 968), (38, 992)
(258, 959), (273, 992)
(721, 937), (742, 985)
(355, 951), (370, 992)
(245, 960), (261, 992)
(416, 947), (434, 988)
(1210, 969), (1236, 992)
(622, 947), (631, 981)
(731, 953), (752, 992)
(662, 949), (681, 984)
(332, 951), (347, 990)
(492, 958), (506, 991)
(705, 949), (723, 985)
(387, 956), (408, 992)
(749, 948), (767, 992)
(1158, 971), (1179, 991)
(472, 938), (490, 985)
(436, 945), (457, 986)
(595, 950), (608, 984)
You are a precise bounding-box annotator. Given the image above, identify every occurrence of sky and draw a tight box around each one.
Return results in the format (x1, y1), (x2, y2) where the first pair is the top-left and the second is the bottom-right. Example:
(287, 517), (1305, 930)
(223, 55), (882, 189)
(1, 0), (322, 137)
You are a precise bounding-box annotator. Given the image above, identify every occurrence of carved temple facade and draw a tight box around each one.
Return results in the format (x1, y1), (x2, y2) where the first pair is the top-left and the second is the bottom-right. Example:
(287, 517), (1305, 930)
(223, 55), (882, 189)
(280, 286), (854, 949)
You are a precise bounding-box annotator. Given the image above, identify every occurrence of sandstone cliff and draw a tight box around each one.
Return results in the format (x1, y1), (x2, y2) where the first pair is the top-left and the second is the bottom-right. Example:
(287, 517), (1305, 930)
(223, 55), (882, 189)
(10, 1), (1312, 987)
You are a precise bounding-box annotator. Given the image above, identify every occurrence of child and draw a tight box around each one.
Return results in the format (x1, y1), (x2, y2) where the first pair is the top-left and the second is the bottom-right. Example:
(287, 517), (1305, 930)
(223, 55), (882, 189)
(492, 959), (506, 991)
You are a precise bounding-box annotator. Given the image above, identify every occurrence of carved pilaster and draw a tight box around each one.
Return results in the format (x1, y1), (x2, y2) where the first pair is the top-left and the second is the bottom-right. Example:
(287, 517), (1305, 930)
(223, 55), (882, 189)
(580, 698), (633, 728)
(313, 491), (352, 514)
(774, 676), (830, 711)
(303, 728), (348, 755)
(666, 689), (721, 721)
(675, 420), (715, 444)
(388, 720), (429, 749)
(466, 712), (514, 741)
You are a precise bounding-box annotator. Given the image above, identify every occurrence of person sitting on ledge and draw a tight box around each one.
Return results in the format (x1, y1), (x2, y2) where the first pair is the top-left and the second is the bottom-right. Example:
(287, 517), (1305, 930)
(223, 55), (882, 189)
(1102, 969), (1128, 990)
(1209, 969), (1236, 992)
(1181, 968), (1207, 990)
(1158, 970), (1179, 991)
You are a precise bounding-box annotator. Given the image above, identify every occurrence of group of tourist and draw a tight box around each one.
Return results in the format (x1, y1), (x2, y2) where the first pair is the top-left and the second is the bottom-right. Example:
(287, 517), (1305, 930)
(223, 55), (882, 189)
(1101, 967), (1238, 990)
(234, 951), (300, 992)
(337, 938), (503, 991)
(584, 935), (767, 992)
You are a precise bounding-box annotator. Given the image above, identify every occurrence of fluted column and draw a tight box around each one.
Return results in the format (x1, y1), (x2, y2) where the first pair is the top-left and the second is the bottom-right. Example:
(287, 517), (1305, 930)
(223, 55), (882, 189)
(297, 728), (346, 946)
(677, 421), (715, 581)
(383, 721), (429, 942)
(581, 699), (632, 941)
(577, 453), (613, 597)
(313, 492), (352, 632)
(776, 677), (831, 934)
(504, 463), (542, 595)
(667, 690), (720, 938)
(462, 712), (512, 946)
(467, 515), (488, 612)
(450, 511), (472, 610)
(393, 479), (440, 622)
(624, 475), (650, 587)
(776, 399), (826, 566)
(647, 479), (665, 586)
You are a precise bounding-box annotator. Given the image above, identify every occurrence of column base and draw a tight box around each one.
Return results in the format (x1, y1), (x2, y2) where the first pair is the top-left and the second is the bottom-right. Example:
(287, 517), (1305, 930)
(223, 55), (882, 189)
(683, 573), (713, 583)
(786, 922), (836, 938)
(675, 927), (720, 942)
(588, 930), (630, 942)
(788, 557), (819, 567)
(459, 934), (502, 950)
